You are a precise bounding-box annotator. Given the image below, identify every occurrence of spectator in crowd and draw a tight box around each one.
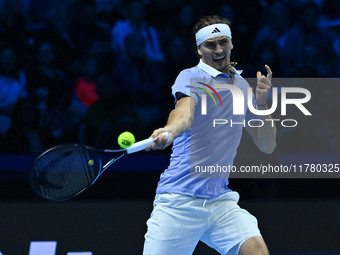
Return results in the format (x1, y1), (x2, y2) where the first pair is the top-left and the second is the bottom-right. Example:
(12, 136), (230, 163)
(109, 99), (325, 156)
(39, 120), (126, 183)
(0, 0), (26, 47)
(74, 56), (100, 108)
(82, 75), (116, 145)
(1, 98), (55, 154)
(82, 75), (141, 146)
(19, 0), (59, 28)
(43, 2), (78, 70)
(163, 4), (197, 63)
(219, 1), (263, 65)
(280, 1), (336, 76)
(95, 0), (123, 18)
(88, 39), (116, 75)
(155, 4), (198, 86)
(73, 2), (109, 58)
(164, 37), (193, 84)
(113, 31), (166, 96)
(73, 37), (115, 111)
(253, 1), (291, 55)
(248, 39), (282, 77)
(41, 83), (80, 144)
(111, 0), (164, 62)
(0, 45), (27, 135)
(113, 31), (166, 133)
(26, 40), (71, 112)
(145, 0), (181, 35)
(94, 0), (122, 39)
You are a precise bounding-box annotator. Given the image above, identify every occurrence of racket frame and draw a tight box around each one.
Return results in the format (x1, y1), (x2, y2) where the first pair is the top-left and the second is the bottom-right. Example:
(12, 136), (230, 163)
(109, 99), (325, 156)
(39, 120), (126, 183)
(29, 133), (168, 201)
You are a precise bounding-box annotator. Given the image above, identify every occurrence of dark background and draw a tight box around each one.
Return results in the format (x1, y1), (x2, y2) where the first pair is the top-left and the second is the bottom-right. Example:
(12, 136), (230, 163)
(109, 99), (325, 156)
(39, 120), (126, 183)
(0, 0), (340, 254)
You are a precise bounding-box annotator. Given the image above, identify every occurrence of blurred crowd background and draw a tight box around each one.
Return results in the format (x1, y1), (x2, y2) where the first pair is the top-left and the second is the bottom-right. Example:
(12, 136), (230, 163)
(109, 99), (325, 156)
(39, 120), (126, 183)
(0, 0), (339, 156)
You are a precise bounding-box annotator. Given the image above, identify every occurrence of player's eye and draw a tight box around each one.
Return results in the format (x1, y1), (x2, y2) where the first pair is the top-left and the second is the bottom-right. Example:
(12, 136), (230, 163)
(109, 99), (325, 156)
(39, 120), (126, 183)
(205, 42), (216, 48)
(219, 39), (229, 45)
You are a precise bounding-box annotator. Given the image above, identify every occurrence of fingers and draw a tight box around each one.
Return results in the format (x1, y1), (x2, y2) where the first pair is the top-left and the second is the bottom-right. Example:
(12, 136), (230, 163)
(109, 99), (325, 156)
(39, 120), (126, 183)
(265, 64), (272, 80)
(257, 65), (272, 89)
(146, 128), (171, 151)
(256, 79), (271, 96)
(257, 71), (262, 79)
(256, 65), (273, 106)
(257, 65), (272, 82)
(257, 80), (271, 90)
(257, 72), (269, 85)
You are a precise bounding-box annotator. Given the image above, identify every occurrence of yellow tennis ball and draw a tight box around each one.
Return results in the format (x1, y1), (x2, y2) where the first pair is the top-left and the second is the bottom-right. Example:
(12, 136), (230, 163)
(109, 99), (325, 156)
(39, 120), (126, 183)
(117, 131), (135, 149)
(88, 159), (94, 166)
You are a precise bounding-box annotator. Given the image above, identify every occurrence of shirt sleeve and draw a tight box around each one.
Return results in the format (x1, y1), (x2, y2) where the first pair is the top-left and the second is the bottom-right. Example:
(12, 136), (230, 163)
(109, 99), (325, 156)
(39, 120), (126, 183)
(171, 69), (199, 103)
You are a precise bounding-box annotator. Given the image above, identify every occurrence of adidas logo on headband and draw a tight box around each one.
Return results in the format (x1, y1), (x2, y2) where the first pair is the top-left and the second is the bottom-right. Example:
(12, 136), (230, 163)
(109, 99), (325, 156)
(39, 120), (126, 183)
(212, 27), (221, 33)
(195, 24), (232, 46)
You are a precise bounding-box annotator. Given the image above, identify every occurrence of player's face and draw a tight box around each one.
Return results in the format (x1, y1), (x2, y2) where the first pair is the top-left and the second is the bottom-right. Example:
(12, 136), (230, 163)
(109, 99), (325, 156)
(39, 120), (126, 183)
(198, 36), (233, 72)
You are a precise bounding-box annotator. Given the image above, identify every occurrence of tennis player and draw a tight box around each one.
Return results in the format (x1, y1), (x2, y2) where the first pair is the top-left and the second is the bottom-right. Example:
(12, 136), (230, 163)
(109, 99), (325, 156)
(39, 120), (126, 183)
(144, 15), (276, 255)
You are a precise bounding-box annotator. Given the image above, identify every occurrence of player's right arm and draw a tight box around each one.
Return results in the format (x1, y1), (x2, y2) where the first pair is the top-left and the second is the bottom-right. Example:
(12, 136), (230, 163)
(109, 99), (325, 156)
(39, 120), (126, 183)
(148, 96), (196, 150)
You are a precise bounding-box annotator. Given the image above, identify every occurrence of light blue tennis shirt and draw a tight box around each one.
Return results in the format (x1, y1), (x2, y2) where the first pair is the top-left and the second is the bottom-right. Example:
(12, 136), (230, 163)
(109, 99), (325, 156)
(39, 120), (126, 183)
(156, 60), (257, 198)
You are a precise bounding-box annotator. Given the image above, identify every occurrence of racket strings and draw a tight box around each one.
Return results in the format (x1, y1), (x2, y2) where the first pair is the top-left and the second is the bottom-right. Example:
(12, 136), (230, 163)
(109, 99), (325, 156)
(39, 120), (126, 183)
(31, 144), (101, 200)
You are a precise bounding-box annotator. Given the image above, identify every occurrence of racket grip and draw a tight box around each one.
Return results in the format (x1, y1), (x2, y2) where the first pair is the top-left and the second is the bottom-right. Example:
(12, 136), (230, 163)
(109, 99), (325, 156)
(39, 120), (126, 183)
(126, 132), (170, 154)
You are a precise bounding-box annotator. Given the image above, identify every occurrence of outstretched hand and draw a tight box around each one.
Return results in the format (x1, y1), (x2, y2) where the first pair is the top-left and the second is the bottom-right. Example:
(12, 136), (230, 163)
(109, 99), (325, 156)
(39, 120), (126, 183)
(256, 65), (272, 106)
(145, 128), (172, 151)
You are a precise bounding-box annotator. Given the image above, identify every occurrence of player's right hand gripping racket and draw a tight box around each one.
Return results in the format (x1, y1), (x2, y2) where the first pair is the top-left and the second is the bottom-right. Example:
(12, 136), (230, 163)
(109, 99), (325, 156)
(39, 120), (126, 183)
(30, 132), (169, 201)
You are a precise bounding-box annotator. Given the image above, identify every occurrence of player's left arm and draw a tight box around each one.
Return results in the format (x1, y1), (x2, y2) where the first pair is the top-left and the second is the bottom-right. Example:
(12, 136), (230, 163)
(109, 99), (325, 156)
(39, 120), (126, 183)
(245, 65), (277, 154)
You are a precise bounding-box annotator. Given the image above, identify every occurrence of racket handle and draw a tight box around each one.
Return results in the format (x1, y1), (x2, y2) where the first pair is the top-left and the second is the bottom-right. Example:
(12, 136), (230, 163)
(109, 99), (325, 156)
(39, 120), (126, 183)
(126, 132), (170, 154)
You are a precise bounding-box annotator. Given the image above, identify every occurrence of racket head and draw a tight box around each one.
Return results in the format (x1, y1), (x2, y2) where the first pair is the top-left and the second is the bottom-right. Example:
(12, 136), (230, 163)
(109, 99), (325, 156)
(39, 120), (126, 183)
(30, 144), (102, 201)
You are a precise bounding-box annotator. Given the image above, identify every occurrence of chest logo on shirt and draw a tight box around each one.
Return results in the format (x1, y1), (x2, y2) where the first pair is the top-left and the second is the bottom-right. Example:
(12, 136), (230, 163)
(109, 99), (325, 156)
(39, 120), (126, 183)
(197, 82), (247, 116)
(197, 82), (222, 108)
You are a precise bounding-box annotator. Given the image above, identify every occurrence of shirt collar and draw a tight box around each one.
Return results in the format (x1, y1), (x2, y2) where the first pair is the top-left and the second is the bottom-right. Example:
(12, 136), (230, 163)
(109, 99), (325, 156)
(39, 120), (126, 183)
(198, 59), (221, 77)
(198, 59), (243, 78)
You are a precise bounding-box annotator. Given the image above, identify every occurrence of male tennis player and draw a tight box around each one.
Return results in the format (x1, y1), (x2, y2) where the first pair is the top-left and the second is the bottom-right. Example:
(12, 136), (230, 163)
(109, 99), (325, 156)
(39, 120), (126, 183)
(144, 15), (276, 255)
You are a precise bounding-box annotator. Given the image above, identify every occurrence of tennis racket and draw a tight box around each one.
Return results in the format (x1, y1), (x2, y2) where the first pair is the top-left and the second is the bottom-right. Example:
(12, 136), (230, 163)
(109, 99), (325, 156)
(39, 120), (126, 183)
(30, 132), (169, 201)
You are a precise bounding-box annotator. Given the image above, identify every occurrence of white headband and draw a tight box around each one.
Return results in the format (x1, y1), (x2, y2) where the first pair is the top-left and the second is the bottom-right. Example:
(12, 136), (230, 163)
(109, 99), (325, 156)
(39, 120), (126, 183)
(195, 23), (232, 46)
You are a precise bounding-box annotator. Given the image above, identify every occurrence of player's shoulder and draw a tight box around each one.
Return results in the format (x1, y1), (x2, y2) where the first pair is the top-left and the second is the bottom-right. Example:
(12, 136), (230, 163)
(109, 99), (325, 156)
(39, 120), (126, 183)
(176, 65), (204, 79)
(172, 65), (201, 94)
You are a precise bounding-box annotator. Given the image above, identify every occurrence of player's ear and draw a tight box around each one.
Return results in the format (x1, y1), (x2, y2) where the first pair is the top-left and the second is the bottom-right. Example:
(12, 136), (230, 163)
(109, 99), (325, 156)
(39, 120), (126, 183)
(197, 47), (202, 56)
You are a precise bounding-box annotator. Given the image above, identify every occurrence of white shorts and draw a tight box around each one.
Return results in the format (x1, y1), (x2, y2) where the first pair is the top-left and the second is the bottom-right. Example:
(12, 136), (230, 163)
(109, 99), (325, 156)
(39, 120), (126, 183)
(143, 191), (261, 255)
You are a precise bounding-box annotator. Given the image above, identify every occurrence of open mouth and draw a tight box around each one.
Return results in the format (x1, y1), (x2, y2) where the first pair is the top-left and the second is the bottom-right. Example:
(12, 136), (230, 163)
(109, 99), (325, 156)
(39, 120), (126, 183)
(213, 56), (225, 63)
